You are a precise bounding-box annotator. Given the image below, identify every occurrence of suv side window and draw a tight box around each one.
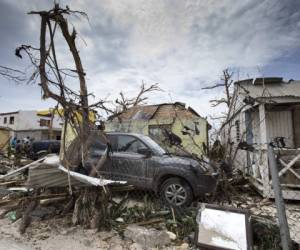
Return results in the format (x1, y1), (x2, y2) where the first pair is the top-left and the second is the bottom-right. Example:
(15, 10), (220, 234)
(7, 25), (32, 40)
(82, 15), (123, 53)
(107, 135), (118, 151)
(117, 135), (147, 153)
(88, 135), (107, 157)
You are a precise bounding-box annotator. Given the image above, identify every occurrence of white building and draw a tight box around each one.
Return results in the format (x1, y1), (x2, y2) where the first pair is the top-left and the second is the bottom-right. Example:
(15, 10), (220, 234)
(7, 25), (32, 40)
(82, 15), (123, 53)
(0, 110), (63, 140)
(221, 77), (300, 200)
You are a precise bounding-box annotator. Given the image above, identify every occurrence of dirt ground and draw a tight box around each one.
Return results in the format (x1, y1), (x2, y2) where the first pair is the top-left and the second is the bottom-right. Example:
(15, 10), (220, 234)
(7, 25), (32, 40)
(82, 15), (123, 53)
(0, 215), (190, 250)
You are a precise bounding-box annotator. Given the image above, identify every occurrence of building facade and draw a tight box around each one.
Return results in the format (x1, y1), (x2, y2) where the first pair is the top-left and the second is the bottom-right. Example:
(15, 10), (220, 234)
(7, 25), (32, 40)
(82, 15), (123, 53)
(0, 110), (63, 141)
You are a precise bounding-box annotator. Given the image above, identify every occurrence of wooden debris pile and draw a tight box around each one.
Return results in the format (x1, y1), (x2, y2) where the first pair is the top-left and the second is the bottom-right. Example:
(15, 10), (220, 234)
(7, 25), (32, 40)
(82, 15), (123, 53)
(0, 154), (128, 234)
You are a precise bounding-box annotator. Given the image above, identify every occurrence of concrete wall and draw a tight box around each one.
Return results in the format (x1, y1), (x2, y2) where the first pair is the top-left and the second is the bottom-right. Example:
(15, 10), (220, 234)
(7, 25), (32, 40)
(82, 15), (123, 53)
(0, 112), (19, 130)
(16, 111), (40, 130)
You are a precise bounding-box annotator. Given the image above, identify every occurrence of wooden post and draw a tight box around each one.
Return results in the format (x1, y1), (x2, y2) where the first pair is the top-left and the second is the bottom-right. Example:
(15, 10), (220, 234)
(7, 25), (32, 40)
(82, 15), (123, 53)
(259, 104), (270, 196)
(268, 145), (292, 250)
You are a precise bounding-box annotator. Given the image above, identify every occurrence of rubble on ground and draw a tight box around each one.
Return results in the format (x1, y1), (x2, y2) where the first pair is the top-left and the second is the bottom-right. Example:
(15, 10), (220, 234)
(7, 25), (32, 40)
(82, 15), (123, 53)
(0, 153), (299, 249)
(0, 216), (191, 250)
(0, 153), (193, 249)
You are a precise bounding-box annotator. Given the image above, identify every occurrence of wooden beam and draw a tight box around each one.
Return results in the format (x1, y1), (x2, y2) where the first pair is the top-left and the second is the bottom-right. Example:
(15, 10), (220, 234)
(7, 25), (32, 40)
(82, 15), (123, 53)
(278, 153), (300, 177)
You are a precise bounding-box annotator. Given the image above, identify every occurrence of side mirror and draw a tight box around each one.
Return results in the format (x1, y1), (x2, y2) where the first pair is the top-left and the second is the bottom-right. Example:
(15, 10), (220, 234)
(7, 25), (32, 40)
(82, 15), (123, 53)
(137, 148), (152, 157)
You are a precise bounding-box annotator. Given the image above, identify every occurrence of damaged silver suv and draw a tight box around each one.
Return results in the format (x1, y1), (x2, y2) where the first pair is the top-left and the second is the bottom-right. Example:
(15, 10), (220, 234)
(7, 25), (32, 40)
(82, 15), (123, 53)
(88, 132), (218, 207)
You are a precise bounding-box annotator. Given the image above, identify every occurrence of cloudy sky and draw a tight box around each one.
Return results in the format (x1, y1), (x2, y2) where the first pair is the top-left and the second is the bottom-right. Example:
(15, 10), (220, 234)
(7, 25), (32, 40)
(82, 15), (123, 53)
(0, 0), (300, 123)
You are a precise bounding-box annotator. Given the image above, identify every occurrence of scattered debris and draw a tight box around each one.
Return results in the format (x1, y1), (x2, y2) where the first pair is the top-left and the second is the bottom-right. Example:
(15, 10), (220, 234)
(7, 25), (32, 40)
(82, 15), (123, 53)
(0, 128), (299, 250)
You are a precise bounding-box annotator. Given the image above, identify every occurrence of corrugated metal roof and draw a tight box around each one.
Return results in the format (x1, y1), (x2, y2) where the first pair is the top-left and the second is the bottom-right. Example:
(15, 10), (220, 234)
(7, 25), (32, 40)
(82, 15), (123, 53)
(26, 155), (126, 188)
(236, 79), (300, 99)
(27, 165), (86, 187)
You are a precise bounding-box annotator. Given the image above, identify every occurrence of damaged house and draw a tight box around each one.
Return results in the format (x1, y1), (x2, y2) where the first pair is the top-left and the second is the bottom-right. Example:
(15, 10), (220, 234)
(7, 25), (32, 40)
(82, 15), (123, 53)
(221, 77), (300, 200)
(0, 109), (63, 141)
(106, 102), (211, 157)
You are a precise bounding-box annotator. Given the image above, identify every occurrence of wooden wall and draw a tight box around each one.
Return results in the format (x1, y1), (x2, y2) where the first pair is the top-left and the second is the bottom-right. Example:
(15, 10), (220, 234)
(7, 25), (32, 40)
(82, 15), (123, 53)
(293, 108), (300, 148)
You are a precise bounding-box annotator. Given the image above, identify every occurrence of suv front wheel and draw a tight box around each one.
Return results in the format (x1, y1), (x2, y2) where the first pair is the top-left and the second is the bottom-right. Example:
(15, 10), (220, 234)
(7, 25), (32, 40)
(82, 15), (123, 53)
(160, 177), (193, 207)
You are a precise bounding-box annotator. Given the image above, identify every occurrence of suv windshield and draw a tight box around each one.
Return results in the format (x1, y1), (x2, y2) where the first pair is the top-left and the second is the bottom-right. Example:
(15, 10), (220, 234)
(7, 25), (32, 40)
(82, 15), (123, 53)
(140, 134), (166, 155)
(117, 135), (147, 153)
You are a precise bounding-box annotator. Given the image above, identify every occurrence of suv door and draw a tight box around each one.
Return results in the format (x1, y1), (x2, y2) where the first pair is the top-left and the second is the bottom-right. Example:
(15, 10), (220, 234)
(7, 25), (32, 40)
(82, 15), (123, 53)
(90, 134), (117, 179)
(110, 135), (152, 188)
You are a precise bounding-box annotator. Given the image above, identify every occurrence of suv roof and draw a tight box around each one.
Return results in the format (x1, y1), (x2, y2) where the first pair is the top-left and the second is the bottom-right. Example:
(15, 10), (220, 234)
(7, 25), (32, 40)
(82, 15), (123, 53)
(106, 132), (145, 137)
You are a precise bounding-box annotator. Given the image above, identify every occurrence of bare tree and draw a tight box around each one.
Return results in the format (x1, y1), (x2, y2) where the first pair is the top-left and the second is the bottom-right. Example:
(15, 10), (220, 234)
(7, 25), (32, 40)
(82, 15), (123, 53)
(202, 69), (234, 121)
(16, 4), (106, 169)
(101, 81), (161, 124)
(115, 82), (160, 112)
(203, 69), (248, 170)
(201, 69), (238, 174)
(14, 4), (118, 229)
(203, 69), (233, 108)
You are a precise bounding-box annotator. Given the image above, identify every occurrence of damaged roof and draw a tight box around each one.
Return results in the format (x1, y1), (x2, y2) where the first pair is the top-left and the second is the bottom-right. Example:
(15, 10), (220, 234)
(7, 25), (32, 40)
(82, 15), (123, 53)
(235, 78), (300, 99)
(109, 102), (206, 122)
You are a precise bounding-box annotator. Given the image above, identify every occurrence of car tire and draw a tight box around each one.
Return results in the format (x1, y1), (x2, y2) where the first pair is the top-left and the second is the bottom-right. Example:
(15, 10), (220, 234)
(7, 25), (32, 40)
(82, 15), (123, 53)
(160, 177), (193, 207)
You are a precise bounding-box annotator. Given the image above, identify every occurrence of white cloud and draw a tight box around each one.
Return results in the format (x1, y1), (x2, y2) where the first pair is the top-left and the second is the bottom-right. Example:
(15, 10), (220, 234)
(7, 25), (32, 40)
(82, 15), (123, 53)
(1, 0), (300, 125)
(78, 0), (300, 86)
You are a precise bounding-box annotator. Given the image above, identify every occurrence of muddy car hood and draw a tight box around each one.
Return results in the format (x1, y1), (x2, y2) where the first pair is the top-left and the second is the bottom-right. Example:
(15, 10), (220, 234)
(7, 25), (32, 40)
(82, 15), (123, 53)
(159, 154), (210, 173)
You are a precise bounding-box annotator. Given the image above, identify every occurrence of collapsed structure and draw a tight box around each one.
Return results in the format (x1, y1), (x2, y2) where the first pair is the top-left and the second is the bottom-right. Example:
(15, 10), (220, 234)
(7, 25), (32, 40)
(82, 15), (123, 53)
(221, 77), (300, 200)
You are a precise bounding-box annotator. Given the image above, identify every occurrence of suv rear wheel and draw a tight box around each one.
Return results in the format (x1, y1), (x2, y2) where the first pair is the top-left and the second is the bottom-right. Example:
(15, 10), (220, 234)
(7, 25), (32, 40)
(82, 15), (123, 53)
(160, 177), (193, 207)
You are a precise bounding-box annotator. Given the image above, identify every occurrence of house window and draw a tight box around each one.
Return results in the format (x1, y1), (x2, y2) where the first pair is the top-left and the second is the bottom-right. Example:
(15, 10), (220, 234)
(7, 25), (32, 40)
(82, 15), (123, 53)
(3, 117), (7, 124)
(9, 116), (14, 124)
(40, 119), (51, 127)
(235, 120), (240, 142)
